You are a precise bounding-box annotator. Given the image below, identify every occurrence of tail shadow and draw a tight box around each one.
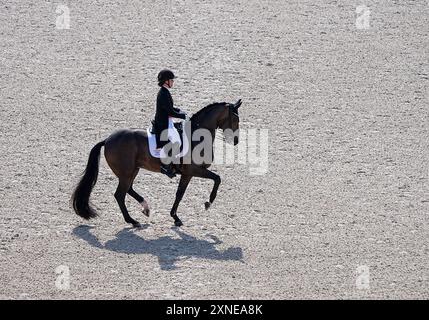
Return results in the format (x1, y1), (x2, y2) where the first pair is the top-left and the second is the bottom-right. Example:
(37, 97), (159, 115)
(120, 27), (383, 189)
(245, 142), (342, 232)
(72, 225), (244, 271)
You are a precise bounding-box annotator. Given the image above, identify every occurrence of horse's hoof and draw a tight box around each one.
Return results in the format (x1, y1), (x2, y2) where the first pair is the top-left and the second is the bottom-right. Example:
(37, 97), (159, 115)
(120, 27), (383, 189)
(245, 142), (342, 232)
(132, 222), (142, 228)
(142, 208), (150, 217)
(174, 220), (183, 227)
(141, 201), (150, 217)
(205, 202), (211, 210)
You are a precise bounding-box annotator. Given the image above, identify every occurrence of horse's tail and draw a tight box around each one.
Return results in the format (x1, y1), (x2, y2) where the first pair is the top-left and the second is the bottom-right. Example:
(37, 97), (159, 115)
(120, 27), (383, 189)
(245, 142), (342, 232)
(72, 140), (105, 220)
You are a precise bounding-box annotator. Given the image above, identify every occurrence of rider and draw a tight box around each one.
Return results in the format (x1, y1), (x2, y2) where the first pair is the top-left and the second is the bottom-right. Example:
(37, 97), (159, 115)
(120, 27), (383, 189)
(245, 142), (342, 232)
(152, 69), (187, 178)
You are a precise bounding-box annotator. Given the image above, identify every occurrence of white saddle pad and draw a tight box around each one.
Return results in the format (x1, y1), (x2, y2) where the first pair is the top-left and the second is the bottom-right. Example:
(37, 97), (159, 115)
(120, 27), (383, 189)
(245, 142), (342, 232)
(147, 128), (190, 159)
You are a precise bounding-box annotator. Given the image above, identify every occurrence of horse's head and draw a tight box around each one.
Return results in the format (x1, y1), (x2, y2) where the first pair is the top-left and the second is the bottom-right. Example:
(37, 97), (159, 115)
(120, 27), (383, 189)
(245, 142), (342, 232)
(191, 100), (242, 145)
(219, 99), (242, 146)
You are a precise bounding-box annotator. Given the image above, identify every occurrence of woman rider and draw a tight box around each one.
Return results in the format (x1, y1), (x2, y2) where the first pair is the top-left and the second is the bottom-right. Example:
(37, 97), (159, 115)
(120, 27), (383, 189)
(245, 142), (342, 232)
(152, 69), (187, 178)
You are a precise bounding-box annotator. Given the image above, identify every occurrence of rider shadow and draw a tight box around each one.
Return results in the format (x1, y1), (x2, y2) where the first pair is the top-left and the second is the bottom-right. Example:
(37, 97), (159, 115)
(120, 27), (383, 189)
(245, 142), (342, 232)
(73, 225), (244, 271)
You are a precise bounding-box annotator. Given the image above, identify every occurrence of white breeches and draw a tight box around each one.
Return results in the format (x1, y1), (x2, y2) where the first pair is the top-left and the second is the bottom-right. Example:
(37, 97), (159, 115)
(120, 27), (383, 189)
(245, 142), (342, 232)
(159, 118), (182, 158)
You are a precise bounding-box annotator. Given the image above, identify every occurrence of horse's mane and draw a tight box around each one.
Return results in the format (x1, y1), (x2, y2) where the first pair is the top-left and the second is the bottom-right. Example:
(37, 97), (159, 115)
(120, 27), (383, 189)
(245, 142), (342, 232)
(191, 102), (226, 121)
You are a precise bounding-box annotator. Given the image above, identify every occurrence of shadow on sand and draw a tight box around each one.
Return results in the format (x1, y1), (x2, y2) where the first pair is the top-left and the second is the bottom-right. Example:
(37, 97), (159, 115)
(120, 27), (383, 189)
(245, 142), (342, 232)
(73, 225), (244, 271)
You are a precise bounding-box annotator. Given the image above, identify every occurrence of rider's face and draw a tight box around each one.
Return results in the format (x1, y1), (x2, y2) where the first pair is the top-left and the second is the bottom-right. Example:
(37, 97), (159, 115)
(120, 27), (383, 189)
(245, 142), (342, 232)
(166, 79), (174, 88)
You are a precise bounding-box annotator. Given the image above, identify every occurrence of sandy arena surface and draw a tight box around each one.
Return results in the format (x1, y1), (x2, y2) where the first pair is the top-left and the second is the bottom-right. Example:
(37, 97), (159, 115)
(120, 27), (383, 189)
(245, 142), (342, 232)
(0, 0), (428, 299)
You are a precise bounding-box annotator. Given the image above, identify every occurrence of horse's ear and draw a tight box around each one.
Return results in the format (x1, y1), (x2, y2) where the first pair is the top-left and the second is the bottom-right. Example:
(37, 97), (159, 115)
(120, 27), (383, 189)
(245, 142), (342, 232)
(234, 99), (242, 110)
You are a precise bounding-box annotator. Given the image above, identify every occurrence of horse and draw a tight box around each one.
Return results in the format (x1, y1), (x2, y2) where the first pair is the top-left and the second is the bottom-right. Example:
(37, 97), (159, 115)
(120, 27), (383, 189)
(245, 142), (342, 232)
(71, 99), (242, 228)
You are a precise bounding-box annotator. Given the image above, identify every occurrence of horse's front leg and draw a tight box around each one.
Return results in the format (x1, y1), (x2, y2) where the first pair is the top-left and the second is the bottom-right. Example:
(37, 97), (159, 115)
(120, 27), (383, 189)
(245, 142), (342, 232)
(204, 170), (221, 210)
(171, 175), (192, 226)
(187, 166), (221, 210)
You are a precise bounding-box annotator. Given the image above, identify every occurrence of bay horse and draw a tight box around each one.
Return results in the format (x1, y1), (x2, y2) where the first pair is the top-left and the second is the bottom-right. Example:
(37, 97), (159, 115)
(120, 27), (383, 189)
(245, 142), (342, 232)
(71, 100), (242, 227)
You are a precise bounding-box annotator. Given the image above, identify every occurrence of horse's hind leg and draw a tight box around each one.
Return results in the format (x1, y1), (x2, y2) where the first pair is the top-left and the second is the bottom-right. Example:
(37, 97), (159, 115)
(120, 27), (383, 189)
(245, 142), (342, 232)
(128, 179), (150, 217)
(115, 176), (141, 228)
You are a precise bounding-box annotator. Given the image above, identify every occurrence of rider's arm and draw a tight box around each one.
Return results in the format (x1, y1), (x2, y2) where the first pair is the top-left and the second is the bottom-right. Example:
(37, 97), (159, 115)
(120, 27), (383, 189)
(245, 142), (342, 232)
(172, 107), (187, 118)
(160, 93), (186, 119)
(168, 106), (186, 119)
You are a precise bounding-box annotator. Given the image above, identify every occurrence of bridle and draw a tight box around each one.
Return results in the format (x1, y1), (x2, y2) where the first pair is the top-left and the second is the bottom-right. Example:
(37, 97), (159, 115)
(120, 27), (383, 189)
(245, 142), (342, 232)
(228, 105), (239, 130)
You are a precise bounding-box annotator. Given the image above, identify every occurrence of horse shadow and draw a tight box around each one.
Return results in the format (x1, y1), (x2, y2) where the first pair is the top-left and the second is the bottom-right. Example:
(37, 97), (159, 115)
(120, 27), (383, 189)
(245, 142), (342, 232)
(72, 225), (244, 271)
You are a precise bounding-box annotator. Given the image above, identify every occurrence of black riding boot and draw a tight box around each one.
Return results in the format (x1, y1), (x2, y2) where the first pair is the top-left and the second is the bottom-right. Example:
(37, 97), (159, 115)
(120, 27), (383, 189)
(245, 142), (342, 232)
(160, 162), (176, 178)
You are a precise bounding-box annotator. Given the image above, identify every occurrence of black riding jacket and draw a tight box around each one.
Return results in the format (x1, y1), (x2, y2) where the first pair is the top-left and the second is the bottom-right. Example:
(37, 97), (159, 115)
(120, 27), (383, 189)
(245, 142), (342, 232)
(152, 86), (186, 147)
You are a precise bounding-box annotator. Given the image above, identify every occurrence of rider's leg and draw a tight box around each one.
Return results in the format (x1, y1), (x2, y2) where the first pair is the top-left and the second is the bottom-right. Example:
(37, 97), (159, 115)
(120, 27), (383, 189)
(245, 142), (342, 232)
(159, 146), (176, 178)
(159, 119), (182, 178)
(168, 118), (182, 154)
(159, 136), (176, 179)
